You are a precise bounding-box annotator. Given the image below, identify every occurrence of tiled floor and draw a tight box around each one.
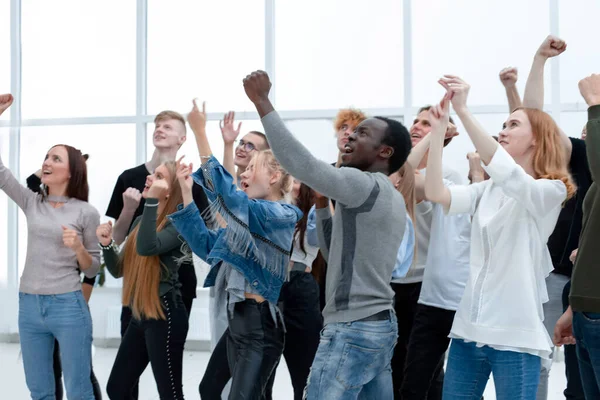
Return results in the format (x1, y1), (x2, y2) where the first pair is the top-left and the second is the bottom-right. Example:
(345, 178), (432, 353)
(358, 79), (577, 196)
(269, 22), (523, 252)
(1, 342), (568, 399)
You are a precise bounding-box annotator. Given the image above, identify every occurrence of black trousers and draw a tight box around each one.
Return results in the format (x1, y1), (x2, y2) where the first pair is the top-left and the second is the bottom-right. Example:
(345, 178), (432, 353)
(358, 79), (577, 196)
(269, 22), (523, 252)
(400, 304), (455, 400)
(120, 295), (193, 400)
(264, 270), (323, 400)
(562, 280), (586, 400)
(200, 299), (284, 400)
(52, 339), (102, 400)
(108, 294), (189, 400)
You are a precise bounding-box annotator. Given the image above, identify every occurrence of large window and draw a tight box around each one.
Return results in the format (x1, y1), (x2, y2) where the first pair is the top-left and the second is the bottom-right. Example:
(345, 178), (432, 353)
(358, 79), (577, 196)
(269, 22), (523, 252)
(275, 0), (404, 110)
(21, 0), (136, 118)
(147, 0), (265, 115)
(0, 0), (10, 121)
(412, 0), (550, 107)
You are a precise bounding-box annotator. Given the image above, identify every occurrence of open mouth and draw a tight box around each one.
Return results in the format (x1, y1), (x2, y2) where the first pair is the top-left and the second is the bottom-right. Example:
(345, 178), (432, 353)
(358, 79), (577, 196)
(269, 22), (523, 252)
(240, 181), (250, 190)
(42, 170), (52, 176)
(343, 144), (354, 154)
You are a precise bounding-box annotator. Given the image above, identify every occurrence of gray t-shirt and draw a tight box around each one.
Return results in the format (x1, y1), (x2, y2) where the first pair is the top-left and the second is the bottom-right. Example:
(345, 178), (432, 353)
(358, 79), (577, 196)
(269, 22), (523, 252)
(261, 111), (406, 325)
(0, 157), (101, 294)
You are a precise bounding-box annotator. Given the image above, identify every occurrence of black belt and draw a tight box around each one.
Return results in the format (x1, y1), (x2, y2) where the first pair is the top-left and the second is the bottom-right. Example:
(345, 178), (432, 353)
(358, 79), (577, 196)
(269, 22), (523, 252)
(357, 309), (392, 322)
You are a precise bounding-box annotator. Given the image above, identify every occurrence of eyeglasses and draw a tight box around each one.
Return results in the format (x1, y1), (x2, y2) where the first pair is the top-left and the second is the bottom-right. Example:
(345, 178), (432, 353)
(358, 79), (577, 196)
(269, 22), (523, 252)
(236, 139), (256, 152)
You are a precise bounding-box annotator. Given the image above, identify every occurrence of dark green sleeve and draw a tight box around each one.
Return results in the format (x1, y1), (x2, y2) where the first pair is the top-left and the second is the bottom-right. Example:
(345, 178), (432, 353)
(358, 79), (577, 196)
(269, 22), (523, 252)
(136, 198), (183, 256)
(102, 248), (122, 278)
(586, 105), (600, 184)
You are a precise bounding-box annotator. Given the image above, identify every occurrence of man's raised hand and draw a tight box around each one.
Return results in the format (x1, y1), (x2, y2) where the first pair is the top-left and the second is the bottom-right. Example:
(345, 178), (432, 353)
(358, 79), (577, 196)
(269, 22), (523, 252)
(220, 111), (242, 145)
(243, 70), (272, 104)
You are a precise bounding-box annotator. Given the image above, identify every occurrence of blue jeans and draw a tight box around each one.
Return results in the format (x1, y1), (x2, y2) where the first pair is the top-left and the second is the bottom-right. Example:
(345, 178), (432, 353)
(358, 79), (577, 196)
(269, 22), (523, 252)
(304, 311), (398, 400)
(573, 311), (600, 399)
(443, 339), (541, 400)
(19, 291), (94, 400)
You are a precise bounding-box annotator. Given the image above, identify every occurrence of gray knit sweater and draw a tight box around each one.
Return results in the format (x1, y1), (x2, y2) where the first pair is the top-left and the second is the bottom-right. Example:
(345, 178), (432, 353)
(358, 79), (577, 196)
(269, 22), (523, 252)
(0, 156), (101, 294)
(261, 111), (406, 324)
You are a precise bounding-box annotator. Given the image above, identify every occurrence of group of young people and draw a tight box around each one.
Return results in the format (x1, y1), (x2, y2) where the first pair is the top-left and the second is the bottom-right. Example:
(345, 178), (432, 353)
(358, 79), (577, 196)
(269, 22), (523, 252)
(2, 34), (600, 400)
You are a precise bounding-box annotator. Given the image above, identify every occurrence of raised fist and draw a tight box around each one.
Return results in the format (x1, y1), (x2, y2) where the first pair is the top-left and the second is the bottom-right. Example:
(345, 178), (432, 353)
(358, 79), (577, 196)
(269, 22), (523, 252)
(536, 35), (567, 59)
(0, 94), (14, 116)
(122, 187), (142, 212)
(147, 179), (170, 200)
(499, 67), (518, 89)
(96, 221), (113, 247)
(243, 70), (272, 104)
(578, 74), (600, 107)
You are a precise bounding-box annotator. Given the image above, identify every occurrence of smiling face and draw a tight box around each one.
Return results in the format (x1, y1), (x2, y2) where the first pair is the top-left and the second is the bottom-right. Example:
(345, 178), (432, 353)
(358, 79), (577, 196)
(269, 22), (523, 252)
(234, 132), (268, 170)
(142, 163), (173, 200)
(41, 146), (71, 188)
(498, 109), (536, 160)
(153, 118), (186, 150)
(410, 111), (432, 147)
(340, 118), (390, 171)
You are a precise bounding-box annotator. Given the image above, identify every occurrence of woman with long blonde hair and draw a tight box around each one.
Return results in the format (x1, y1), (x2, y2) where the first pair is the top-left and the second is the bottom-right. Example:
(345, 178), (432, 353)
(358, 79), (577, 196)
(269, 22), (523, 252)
(425, 76), (575, 399)
(96, 160), (192, 399)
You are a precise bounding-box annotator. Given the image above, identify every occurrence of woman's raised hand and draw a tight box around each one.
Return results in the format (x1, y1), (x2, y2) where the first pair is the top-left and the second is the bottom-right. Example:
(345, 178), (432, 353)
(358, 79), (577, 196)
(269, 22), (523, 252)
(439, 75), (470, 114)
(176, 156), (194, 193)
(96, 221), (113, 247)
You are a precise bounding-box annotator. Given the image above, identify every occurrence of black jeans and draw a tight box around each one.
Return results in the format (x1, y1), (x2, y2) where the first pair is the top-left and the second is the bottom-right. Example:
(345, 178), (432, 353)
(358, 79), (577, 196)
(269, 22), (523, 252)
(200, 299), (284, 400)
(562, 280), (586, 400)
(120, 296), (193, 400)
(108, 293), (189, 400)
(391, 281), (422, 399)
(265, 270), (323, 400)
(401, 304), (455, 400)
(52, 339), (102, 400)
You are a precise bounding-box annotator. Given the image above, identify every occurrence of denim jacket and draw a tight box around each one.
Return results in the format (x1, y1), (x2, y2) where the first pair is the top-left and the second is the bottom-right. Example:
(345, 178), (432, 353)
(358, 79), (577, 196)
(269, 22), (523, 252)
(168, 156), (302, 304)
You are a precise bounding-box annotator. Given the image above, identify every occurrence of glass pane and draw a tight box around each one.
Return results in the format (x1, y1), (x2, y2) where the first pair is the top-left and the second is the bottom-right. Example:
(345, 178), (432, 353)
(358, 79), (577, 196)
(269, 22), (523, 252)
(0, 0), (10, 121)
(559, 0), (600, 103)
(21, 0), (136, 118)
(146, 119), (266, 169)
(147, 0), (265, 115)
(18, 124), (136, 278)
(275, 0), (404, 110)
(561, 112), (587, 139)
(0, 128), (9, 286)
(412, 0), (550, 107)
(282, 119), (339, 164)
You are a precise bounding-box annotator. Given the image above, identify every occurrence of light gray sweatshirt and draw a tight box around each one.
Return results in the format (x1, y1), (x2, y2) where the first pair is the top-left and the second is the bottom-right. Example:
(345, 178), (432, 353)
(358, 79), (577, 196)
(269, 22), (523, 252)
(261, 111), (406, 324)
(0, 156), (101, 294)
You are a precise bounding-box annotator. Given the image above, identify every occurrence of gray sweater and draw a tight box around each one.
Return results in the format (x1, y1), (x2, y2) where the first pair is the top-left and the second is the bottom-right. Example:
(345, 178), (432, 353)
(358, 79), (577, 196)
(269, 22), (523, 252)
(0, 156), (101, 294)
(261, 111), (406, 324)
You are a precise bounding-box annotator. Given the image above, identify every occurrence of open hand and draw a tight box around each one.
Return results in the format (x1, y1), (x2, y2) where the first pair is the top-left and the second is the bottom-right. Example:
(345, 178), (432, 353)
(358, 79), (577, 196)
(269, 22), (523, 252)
(578, 74), (600, 107)
(122, 188), (142, 212)
(499, 67), (518, 89)
(439, 75), (470, 113)
(96, 221), (113, 246)
(176, 156), (194, 192)
(220, 111), (242, 145)
(188, 99), (207, 131)
(243, 70), (272, 104)
(537, 35), (567, 59)
(0, 94), (14, 116)
(62, 226), (83, 251)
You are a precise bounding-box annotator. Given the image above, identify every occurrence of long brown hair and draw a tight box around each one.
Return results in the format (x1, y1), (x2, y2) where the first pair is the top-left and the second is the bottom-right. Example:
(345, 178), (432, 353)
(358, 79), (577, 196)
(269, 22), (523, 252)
(44, 145), (89, 202)
(516, 108), (576, 200)
(121, 161), (183, 320)
(294, 182), (315, 256)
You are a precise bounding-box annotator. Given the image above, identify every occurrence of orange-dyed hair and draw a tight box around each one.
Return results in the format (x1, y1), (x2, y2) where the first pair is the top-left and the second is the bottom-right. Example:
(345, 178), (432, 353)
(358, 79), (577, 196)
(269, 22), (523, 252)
(516, 108), (576, 200)
(121, 161), (183, 320)
(333, 108), (367, 133)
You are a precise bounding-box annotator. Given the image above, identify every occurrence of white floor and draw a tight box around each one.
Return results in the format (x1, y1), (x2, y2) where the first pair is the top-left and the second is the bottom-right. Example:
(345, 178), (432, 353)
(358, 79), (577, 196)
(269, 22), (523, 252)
(0, 342), (568, 399)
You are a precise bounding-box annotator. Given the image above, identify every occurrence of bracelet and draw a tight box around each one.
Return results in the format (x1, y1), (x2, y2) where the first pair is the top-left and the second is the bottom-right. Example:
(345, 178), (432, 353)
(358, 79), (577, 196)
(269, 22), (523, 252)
(98, 239), (117, 251)
(200, 155), (212, 159)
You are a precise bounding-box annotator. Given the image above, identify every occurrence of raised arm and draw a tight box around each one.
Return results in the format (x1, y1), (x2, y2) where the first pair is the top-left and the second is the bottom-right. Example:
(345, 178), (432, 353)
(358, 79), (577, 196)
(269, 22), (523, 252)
(0, 153), (37, 212)
(423, 93), (452, 211)
(96, 221), (123, 278)
(220, 111), (242, 184)
(113, 188), (142, 245)
(579, 74), (600, 183)
(499, 67), (523, 112)
(523, 36), (571, 158)
(243, 71), (376, 208)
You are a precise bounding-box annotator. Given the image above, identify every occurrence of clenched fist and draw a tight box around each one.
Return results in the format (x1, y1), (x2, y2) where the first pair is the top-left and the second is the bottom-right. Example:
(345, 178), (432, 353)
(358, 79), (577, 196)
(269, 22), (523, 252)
(123, 187), (142, 212)
(62, 226), (83, 251)
(0, 93), (14, 116)
(578, 74), (600, 107)
(96, 221), (113, 247)
(243, 70), (272, 104)
(536, 35), (567, 59)
(499, 67), (518, 89)
(147, 179), (169, 200)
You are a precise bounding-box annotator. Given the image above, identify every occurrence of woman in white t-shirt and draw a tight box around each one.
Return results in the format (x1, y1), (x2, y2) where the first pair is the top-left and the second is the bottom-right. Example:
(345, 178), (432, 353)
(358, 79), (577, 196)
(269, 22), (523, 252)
(424, 77), (575, 400)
